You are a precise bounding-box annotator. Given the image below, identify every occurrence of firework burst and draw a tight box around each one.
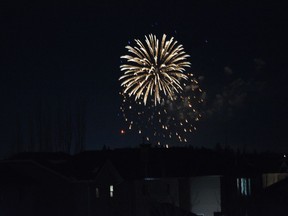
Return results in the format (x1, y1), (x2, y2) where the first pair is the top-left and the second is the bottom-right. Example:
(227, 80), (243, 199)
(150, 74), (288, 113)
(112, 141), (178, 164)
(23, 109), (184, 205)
(119, 34), (191, 105)
(119, 34), (205, 146)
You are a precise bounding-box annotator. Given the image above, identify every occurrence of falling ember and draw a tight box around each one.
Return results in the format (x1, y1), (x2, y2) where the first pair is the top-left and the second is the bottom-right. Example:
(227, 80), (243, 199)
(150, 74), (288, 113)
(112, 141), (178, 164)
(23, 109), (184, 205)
(120, 129), (125, 134)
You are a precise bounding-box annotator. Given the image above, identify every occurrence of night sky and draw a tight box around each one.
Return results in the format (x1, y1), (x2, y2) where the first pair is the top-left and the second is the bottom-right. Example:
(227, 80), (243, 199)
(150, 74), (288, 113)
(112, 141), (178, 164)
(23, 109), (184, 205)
(0, 0), (287, 157)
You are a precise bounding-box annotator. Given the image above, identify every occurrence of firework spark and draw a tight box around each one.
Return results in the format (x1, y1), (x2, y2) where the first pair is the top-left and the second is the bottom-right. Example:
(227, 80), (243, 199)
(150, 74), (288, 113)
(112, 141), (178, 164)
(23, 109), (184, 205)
(119, 73), (205, 146)
(119, 34), (191, 105)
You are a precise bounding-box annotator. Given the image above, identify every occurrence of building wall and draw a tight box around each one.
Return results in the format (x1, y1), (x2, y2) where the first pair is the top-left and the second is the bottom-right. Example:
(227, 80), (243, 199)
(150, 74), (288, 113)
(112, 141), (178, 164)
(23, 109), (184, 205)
(184, 176), (221, 216)
(262, 173), (288, 188)
(133, 178), (180, 216)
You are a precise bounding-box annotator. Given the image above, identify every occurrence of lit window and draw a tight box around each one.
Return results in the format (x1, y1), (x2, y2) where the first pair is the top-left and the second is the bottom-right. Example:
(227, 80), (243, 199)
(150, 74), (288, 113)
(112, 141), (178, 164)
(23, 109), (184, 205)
(95, 187), (100, 198)
(109, 185), (114, 197)
(237, 178), (251, 196)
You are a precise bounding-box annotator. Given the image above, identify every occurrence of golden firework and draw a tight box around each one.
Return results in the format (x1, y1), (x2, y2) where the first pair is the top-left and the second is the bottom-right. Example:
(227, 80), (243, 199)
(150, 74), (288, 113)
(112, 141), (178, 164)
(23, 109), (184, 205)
(120, 34), (191, 105)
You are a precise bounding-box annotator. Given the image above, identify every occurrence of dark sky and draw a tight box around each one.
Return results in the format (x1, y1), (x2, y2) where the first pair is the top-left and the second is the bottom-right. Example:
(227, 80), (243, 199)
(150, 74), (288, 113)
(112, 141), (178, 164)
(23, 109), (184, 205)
(0, 0), (287, 157)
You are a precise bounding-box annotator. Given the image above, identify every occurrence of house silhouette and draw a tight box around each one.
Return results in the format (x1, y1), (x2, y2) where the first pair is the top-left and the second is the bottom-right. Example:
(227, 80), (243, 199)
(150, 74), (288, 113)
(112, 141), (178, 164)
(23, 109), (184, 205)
(0, 147), (287, 216)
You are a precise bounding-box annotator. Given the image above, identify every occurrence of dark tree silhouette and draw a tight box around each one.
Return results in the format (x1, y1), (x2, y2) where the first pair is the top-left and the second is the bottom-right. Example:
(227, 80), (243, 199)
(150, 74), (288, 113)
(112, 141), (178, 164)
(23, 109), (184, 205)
(75, 98), (86, 154)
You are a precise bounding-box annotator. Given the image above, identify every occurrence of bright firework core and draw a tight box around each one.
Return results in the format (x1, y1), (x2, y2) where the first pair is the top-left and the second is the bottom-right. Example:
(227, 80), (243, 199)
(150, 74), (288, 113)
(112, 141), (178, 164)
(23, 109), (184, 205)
(119, 34), (190, 106)
(119, 34), (204, 146)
